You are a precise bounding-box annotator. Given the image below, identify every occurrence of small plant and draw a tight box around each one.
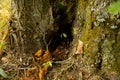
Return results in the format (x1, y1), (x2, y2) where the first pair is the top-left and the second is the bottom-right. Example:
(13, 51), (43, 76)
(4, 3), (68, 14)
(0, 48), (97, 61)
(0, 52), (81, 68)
(0, 68), (7, 78)
(107, 0), (120, 15)
(42, 61), (53, 67)
(60, 33), (67, 38)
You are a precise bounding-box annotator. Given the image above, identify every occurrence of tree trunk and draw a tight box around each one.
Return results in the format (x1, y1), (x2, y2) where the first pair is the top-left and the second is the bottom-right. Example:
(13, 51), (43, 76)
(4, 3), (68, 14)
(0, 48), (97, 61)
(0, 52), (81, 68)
(10, 0), (55, 54)
(7, 0), (120, 79)
(73, 0), (120, 79)
(9, 0), (76, 54)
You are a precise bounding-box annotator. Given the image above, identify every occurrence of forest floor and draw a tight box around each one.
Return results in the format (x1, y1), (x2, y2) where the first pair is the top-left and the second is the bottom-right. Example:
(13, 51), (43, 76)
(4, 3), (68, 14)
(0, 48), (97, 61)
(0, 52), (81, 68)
(1, 36), (120, 80)
(0, 39), (83, 80)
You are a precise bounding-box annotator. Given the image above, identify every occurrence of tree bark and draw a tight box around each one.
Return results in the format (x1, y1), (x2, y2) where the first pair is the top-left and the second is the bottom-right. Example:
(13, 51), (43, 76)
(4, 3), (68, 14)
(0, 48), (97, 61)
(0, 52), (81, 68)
(7, 0), (120, 79)
(10, 0), (55, 53)
(9, 0), (76, 54)
(73, 0), (120, 79)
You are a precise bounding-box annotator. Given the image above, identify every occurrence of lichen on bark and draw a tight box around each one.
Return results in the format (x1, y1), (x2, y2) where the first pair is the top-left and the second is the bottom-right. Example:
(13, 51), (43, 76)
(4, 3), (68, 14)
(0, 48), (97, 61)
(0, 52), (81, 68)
(73, 0), (120, 78)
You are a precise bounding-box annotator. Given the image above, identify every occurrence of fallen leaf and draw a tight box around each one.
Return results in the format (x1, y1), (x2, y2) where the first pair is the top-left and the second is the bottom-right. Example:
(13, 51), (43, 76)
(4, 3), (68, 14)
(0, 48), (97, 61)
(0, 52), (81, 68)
(35, 49), (52, 64)
(35, 50), (44, 57)
(39, 66), (49, 80)
(76, 40), (84, 54)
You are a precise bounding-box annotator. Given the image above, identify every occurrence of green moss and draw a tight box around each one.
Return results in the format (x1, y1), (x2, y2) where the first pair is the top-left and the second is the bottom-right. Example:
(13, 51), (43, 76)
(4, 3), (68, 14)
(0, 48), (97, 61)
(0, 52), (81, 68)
(112, 31), (120, 74)
(75, 0), (120, 76)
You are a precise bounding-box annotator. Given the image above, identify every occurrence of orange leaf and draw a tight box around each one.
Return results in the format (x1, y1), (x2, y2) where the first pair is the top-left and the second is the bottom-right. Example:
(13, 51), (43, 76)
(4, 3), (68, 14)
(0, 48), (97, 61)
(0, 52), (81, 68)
(35, 50), (44, 57)
(39, 66), (49, 80)
(35, 49), (52, 64)
(39, 50), (52, 64)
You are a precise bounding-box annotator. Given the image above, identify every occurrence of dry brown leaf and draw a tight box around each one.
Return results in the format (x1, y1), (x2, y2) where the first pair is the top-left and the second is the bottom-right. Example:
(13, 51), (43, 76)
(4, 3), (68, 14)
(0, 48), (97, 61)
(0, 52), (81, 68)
(39, 66), (49, 80)
(76, 40), (84, 54)
(35, 50), (44, 57)
(42, 50), (51, 61)
(35, 49), (52, 64)
(39, 51), (51, 64)
(35, 50), (52, 80)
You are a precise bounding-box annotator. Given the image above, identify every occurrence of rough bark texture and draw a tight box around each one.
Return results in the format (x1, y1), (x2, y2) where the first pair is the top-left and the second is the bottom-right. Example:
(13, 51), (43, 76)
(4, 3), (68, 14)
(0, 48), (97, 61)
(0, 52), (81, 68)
(9, 0), (76, 54)
(73, 0), (120, 79)
(9, 0), (54, 54)
(6, 0), (120, 79)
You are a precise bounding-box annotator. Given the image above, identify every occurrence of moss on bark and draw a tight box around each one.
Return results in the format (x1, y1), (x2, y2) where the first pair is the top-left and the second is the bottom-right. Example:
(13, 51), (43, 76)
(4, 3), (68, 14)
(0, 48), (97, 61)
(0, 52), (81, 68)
(73, 0), (120, 78)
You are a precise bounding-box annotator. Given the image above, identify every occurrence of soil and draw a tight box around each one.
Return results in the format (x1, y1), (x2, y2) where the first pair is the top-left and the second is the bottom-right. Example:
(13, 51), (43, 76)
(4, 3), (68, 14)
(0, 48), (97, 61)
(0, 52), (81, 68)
(0, 38), (82, 80)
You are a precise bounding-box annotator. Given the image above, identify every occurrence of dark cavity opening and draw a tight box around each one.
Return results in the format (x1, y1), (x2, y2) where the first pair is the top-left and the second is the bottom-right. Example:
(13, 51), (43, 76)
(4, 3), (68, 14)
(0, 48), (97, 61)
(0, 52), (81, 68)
(49, 0), (77, 52)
